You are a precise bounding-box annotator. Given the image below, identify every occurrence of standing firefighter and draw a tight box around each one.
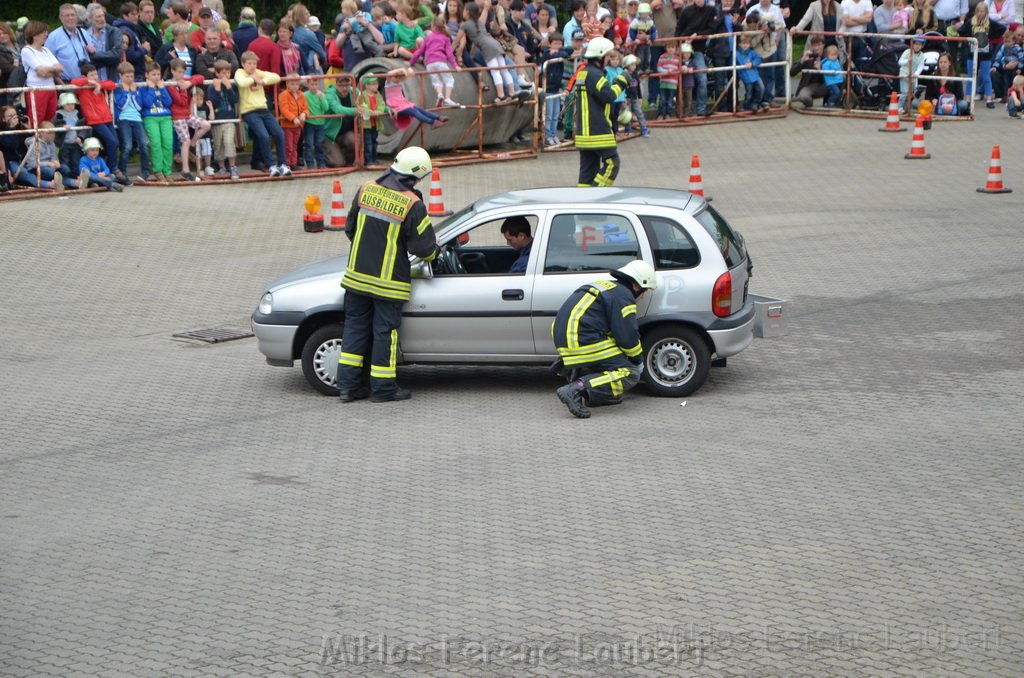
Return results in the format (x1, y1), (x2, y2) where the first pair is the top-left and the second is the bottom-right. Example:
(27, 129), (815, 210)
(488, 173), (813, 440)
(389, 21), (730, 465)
(552, 260), (658, 418)
(337, 146), (441, 403)
(573, 36), (630, 187)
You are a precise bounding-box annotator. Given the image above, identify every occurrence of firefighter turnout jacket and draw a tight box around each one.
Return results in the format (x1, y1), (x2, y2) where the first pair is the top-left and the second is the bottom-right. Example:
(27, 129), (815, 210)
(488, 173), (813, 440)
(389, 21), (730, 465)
(573, 62), (629, 150)
(553, 279), (644, 366)
(342, 179), (440, 301)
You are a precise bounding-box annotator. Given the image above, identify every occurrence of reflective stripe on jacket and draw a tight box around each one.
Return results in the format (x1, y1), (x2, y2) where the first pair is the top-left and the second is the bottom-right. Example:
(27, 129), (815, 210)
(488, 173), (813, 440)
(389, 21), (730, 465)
(552, 279), (643, 366)
(341, 180), (439, 301)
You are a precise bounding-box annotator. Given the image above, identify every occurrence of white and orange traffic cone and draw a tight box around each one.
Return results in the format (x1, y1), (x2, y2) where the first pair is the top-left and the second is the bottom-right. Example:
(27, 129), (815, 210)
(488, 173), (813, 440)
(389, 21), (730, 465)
(325, 179), (347, 231)
(976, 145), (1012, 194)
(687, 153), (711, 200)
(903, 116), (930, 160)
(428, 167), (452, 217)
(879, 92), (906, 132)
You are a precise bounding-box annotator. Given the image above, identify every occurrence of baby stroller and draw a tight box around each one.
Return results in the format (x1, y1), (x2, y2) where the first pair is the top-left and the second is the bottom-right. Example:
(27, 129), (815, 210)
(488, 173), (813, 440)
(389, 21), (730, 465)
(857, 39), (905, 109)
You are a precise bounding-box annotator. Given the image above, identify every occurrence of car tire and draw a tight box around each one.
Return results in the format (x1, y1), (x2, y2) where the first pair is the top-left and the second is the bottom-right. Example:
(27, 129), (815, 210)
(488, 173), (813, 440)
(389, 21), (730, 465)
(301, 324), (345, 396)
(642, 325), (711, 397)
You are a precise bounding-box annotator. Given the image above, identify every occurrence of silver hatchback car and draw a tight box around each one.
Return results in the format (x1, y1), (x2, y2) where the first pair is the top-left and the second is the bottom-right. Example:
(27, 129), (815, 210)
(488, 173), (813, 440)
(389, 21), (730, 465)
(253, 186), (758, 397)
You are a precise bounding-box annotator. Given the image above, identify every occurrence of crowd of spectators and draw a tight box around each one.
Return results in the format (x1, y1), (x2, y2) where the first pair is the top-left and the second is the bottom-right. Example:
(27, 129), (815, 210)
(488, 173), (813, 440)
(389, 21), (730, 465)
(0, 0), (1020, 195)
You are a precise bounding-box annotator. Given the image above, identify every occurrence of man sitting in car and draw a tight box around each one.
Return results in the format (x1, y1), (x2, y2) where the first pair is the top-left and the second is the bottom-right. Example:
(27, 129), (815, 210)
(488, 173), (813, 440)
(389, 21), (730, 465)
(501, 216), (534, 273)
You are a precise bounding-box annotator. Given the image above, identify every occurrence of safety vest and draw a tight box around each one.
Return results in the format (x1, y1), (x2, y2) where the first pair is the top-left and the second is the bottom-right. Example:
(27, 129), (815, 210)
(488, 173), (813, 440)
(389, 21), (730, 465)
(573, 63), (626, 150)
(552, 280), (643, 366)
(341, 181), (437, 302)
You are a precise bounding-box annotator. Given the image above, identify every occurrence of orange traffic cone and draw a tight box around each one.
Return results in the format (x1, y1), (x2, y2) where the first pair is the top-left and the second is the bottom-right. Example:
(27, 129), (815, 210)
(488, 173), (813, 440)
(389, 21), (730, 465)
(878, 92), (906, 132)
(688, 153), (711, 200)
(428, 167), (452, 217)
(325, 179), (347, 231)
(903, 116), (930, 160)
(977, 145), (1012, 194)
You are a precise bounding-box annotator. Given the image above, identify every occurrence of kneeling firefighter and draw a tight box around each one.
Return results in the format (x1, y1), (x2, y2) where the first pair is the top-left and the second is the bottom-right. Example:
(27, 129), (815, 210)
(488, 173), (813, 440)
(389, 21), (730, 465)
(573, 36), (630, 187)
(552, 260), (658, 418)
(337, 146), (441, 403)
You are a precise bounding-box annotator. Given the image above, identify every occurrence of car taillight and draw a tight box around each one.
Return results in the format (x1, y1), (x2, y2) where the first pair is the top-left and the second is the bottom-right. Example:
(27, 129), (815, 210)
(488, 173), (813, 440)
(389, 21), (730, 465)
(712, 272), (732, 318)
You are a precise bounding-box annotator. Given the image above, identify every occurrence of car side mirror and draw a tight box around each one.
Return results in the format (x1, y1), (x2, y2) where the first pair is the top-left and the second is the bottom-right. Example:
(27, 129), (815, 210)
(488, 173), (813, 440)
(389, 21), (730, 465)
(411, 259), (434, 279)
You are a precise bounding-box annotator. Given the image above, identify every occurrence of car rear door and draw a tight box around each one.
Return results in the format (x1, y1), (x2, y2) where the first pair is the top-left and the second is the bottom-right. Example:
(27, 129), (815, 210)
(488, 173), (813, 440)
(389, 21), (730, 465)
(530, 209), (651, 356)
(694, 205), (750, 312)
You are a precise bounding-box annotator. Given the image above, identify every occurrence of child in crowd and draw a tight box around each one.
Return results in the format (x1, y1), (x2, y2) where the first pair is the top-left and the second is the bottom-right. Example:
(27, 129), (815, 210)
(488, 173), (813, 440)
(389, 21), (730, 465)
(613, 4), (630, 47)
(621, 54), (649, 137)
(735, 34), (765, 113)
(207, 59), (240, 180)
(114, 62), (150, 182)
(278, 73), (309, 169)
(303, 76), (329, 169)
(539, 33), (573, 146)
(820, 43), (844, 108)
(24, 122), (76, 191)
(191, 86), (215, 176)
(605, 50), (626, 133)
(629, 3), (656, 74)
(53, 92), (84, 180)
(70, 63), (124, 184)
(138, 61), (174, 182)
(655, 40), (680, 119)
(235, 50), (290, 176)
(897, 35), (926, 109)
(1008, 75), (1024, 118)
(892, 0), (913, 32)
(167, 58), (211, 181)
(340, 0), (384, 57)
(393, 0), (426, 60)
(383, 67), (449, 128)
(581, 0), (604, 42)
(679, 43), (695, 117)
(356, 75), (388, 165)
(409, 15), (460, 107)
(375, 4), (398, 56)
(78, 136), (123, 191)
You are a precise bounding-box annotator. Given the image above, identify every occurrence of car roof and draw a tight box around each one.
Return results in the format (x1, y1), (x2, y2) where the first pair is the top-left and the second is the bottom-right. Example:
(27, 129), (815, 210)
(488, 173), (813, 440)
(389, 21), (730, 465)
(471, 186), (705, 214)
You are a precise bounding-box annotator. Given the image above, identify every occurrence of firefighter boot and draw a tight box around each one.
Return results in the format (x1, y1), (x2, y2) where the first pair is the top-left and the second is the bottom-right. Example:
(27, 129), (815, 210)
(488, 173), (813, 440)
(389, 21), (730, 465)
(556, 379), (591, 419)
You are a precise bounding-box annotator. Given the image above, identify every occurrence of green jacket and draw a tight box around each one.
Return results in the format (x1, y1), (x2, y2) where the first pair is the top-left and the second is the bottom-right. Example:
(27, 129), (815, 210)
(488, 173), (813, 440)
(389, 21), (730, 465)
(304, 90), (330, 126)
(323, 84), (357, 140)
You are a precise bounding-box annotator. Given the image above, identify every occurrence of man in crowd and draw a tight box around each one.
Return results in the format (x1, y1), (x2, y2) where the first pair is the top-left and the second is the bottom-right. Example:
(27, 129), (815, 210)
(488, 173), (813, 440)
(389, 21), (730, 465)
(45, 3), (92, 81)
(195, 27), (238, 80)
(135, 0), (163, 58)
(675, 0), (718, 115)
(232, 7), (259, 57)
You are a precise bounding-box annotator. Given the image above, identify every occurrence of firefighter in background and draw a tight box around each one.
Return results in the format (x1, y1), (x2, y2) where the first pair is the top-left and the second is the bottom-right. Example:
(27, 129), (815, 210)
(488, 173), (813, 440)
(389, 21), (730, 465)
(573, 36), (630, 187)
(337, 146), (441, 403)
(552, 260), (658, 418)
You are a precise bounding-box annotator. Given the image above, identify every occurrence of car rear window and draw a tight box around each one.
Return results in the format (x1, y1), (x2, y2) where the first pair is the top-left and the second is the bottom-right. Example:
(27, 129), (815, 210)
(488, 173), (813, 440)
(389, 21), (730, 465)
(694, 206), (746, 269)
(640, 215), (700, 269)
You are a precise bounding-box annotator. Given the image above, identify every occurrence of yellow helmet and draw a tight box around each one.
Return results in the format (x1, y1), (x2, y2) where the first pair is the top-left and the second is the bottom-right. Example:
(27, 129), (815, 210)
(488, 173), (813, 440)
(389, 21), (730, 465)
(584, 36), (615, 59)
(390, 146), (432, 179)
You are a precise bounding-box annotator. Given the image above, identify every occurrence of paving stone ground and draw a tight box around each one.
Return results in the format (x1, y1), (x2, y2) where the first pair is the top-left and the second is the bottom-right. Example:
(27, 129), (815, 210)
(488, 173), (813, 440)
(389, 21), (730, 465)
(1, 108), (1022, 677)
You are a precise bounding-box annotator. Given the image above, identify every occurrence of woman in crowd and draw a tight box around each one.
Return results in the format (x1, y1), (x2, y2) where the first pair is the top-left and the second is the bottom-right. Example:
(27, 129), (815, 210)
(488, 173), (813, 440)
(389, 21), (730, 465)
(958, 1), (1006, 107)
(0, 105), (60, 189)
(18, 20), (63, 126)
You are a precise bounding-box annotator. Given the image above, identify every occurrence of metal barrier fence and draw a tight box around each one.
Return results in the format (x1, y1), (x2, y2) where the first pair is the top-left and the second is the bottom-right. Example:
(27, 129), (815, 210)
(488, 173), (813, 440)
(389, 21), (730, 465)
(789, 30), (978, 119)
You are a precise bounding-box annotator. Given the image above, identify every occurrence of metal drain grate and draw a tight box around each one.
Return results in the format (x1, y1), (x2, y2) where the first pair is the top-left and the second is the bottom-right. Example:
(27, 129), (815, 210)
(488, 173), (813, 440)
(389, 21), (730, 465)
(172, 327), (254, 343)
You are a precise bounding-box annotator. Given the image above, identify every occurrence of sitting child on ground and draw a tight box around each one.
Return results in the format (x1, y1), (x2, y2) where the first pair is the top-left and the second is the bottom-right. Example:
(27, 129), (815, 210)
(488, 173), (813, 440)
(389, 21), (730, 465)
(78, 136), (123, 191)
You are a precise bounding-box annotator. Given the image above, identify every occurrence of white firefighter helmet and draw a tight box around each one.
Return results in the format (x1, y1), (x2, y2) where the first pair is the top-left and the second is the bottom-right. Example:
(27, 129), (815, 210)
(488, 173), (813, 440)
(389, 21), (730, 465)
(621, 54), (639, 69)
(584, 36), (615, 60)
(611, 260), (657, 290)
(617, 109), (633, 126)
(390, 146), (432, 179)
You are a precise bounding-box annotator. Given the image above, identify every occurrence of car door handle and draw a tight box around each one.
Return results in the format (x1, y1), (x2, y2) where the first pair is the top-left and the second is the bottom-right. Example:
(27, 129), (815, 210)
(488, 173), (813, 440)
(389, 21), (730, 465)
(502, 289), (524, 301)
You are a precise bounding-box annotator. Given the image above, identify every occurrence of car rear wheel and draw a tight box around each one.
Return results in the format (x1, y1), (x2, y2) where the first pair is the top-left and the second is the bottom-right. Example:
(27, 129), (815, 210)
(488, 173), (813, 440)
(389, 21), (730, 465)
(301, 324), (344, 395)
(642, 325), (711, 397)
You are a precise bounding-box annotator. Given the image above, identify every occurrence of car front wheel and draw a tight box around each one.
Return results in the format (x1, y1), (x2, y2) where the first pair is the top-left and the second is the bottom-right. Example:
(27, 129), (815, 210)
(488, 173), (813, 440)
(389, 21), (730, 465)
(301, 324), (344, 395)
(642, 325), (711, 397)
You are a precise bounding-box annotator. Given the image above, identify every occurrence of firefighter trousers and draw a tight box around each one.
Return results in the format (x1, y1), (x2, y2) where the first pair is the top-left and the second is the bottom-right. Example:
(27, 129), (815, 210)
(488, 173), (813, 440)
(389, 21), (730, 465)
(337, 291), (403, 398)
(577, 147), (620, 187)
(568, 354), (642, 406)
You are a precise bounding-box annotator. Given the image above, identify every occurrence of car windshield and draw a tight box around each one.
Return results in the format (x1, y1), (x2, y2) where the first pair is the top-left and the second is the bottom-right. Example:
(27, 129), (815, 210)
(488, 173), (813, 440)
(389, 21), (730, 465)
(694, 206), (746, 269)
(432, 201), (477, 241)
